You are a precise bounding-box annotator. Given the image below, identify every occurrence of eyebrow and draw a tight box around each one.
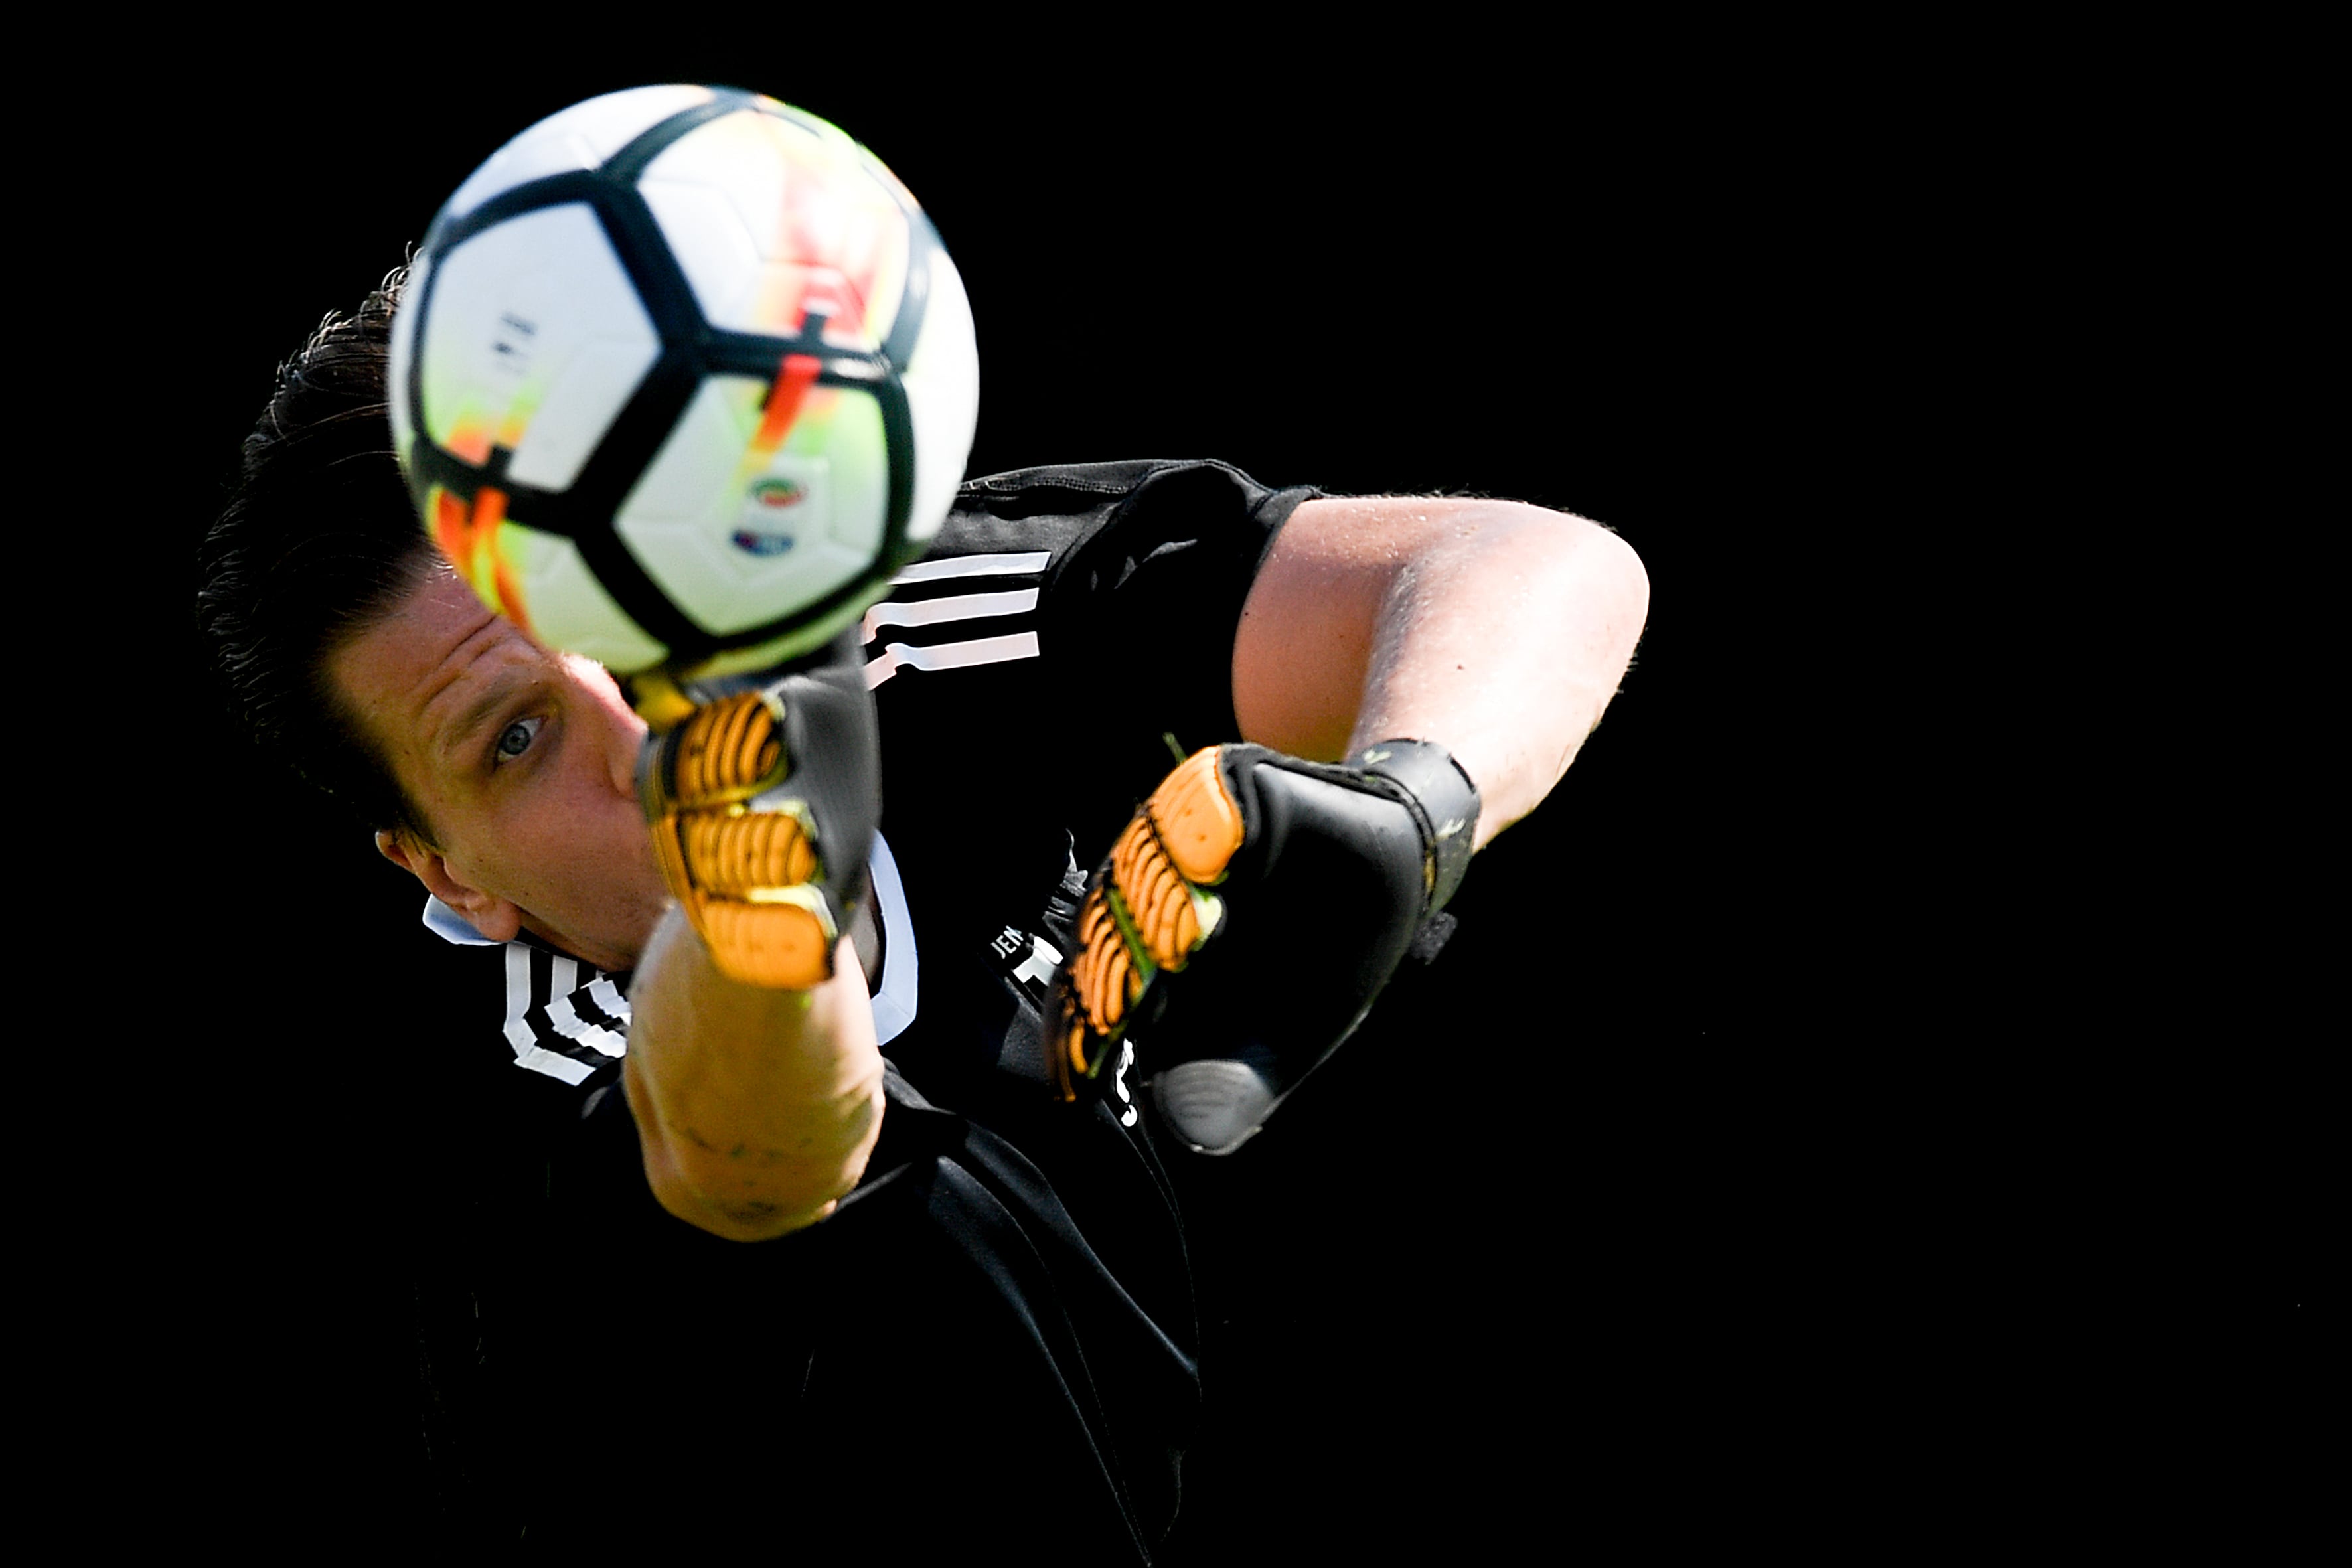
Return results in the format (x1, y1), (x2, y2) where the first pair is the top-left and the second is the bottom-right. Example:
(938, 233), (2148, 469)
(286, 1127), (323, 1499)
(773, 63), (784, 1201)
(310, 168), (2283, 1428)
(433, 669), (538, 769)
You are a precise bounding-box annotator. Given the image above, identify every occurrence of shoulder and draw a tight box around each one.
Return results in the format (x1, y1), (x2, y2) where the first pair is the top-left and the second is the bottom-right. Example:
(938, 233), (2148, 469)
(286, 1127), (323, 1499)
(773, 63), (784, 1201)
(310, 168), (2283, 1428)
(860, 455), (1319, 700)
(943, 459), (1320, 567)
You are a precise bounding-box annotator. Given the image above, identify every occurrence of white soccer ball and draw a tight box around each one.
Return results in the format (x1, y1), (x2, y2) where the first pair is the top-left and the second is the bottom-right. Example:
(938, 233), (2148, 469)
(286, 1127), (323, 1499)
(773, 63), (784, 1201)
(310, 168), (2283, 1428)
(389, 86), (979, 676)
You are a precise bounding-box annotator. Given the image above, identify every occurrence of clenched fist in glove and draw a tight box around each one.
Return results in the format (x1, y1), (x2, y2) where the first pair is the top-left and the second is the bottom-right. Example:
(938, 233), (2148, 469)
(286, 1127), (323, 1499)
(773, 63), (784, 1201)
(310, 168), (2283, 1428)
(1056, 739), (1480, 1154)
(631, 630), (882, 990)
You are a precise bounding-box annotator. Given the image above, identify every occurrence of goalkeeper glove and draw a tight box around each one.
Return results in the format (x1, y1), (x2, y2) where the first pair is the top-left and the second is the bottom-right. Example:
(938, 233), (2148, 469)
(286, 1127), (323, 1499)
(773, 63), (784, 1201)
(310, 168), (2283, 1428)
(1056, 739), (1479, 1153)
(631, 631), (882, 990)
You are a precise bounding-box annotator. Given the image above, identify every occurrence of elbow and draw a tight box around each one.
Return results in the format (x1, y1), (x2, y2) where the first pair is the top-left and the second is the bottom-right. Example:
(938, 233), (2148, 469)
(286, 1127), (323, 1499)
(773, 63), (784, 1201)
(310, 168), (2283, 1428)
(1467, 501), (1648, 609)
(1470, 503), (1652, 664)
(1579, 517), (1650, 646)
(1502, 502), (1648, 643)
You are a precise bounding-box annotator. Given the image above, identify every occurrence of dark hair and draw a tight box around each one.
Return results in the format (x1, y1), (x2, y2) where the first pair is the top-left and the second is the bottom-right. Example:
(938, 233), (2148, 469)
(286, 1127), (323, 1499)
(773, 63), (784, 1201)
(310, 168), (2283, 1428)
(197, 268), (443, 839)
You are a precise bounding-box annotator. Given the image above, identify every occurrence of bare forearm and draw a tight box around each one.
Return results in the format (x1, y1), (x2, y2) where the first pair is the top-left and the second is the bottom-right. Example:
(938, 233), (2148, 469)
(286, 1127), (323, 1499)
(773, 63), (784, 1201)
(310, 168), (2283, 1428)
(623, 905), (886, 1241)
(1348, 508), (1646, 845)
(1236, 498), (1650, 848)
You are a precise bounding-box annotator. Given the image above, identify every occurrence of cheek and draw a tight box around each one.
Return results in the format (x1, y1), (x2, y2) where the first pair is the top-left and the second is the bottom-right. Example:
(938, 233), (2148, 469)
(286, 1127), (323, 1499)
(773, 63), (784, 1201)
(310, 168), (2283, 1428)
(547, 791), (664, 903)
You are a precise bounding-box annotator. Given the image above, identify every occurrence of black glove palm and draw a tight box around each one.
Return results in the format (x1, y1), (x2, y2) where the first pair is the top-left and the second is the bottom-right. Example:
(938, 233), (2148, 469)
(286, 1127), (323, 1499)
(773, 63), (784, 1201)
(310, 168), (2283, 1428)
(1057, 740), (1478, 1153)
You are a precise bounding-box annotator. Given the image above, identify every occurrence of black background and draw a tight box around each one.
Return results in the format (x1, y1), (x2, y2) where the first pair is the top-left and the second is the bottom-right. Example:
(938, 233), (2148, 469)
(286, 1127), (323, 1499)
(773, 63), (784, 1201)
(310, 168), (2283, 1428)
(167, 35), (2312, 1556)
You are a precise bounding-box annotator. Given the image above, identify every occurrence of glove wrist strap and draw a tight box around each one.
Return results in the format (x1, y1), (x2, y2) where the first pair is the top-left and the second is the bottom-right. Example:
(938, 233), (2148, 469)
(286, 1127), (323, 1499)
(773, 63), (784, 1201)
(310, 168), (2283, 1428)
(1345, 738), (1480, 916)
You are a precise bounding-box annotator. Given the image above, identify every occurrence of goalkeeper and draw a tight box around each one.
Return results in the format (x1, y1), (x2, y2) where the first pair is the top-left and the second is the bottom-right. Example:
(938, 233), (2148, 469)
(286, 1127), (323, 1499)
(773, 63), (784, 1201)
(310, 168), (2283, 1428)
(198, 280), (1648, 1555)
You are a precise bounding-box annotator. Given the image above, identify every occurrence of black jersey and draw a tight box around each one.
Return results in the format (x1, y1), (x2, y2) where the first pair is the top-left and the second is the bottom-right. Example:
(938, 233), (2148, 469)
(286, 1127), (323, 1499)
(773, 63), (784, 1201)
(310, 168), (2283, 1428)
(426, 459), (1317, 1558)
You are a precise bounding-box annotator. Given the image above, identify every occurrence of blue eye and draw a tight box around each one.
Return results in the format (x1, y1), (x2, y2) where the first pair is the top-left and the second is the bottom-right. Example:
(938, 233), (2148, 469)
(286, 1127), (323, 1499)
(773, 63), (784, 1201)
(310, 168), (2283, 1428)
(495, 716), (542, 763)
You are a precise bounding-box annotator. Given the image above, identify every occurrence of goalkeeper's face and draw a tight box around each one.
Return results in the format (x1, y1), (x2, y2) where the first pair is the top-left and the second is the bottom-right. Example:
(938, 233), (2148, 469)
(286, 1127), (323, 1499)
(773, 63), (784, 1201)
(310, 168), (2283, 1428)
(331, 570), (671, 973)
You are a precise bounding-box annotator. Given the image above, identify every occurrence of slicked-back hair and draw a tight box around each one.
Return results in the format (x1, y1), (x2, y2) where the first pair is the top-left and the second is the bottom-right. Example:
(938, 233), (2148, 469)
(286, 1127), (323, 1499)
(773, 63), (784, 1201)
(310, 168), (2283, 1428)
(197, 268), (442, 840)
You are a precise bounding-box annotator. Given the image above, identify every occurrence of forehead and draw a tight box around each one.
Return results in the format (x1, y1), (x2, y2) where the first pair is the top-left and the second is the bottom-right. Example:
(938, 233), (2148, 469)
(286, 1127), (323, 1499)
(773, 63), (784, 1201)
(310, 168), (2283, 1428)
(325, 572), (543, 798)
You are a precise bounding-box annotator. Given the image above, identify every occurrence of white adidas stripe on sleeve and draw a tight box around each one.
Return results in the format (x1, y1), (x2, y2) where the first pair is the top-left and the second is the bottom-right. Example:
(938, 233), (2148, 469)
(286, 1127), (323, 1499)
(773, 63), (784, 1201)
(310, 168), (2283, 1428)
(889, 550), (1050, 584)
(861, 587), (1039, 639)
(864, 631), (1042, 689)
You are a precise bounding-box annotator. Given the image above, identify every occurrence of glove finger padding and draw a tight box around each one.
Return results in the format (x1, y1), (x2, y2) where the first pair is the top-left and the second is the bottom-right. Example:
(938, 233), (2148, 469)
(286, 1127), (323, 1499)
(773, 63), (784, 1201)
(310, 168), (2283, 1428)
(1060, 749), (1244, 1060)
(1056, 741), (1479, 1154)
(635, 630), (882, 990)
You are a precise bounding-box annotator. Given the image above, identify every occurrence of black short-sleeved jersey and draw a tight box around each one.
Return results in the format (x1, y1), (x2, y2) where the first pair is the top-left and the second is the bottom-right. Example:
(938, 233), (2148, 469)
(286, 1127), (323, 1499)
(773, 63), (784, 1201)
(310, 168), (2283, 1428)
(429, 459), (1318, 1557)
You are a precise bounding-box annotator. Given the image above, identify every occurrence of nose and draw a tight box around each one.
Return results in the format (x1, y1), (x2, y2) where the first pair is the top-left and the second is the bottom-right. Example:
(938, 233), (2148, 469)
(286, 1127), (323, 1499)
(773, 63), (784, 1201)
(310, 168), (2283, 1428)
(610, 715), (646, 798)
(570, 654), (651, 800)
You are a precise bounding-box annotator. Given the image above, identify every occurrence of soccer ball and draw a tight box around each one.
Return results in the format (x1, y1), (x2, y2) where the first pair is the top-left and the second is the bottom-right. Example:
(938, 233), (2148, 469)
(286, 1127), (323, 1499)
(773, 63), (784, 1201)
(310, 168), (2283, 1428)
(388, 86), (979, 677)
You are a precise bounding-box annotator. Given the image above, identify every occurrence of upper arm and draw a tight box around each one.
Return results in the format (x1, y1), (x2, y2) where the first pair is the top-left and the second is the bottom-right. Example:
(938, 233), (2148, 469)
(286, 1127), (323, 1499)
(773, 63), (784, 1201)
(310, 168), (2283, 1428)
(1229, 496), (1393, 760)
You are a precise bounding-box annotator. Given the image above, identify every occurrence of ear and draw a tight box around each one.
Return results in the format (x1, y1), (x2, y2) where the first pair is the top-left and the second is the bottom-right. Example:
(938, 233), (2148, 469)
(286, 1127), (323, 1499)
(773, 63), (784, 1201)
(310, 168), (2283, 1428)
(375, 829), (524, 943)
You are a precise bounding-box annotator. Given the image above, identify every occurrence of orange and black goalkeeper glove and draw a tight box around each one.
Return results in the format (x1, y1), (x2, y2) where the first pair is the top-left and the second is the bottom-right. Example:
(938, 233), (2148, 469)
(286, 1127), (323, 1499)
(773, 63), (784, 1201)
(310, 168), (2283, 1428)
(631, 631), (882, 990)
(1056, 739), (1479, 1153)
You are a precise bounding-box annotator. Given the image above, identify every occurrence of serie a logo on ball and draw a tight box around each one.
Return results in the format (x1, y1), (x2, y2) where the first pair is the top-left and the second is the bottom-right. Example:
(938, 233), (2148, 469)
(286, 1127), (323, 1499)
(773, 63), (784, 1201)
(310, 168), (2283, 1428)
(388, 85), (980, 678)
